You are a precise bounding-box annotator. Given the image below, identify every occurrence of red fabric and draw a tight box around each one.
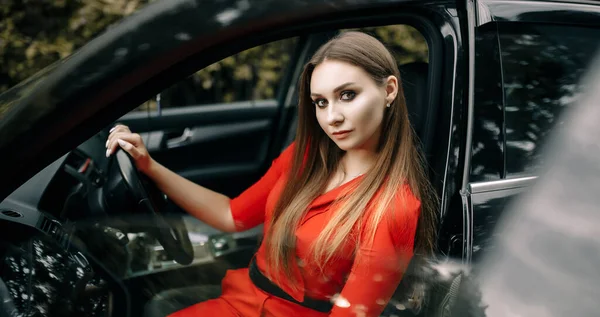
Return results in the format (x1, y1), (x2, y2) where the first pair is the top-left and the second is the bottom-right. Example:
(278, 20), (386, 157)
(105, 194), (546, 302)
(169, 142), (421, 317)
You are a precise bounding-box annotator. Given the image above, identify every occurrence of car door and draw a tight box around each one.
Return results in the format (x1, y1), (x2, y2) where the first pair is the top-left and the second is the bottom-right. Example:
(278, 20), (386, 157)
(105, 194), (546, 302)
(465, 0), (600, 264)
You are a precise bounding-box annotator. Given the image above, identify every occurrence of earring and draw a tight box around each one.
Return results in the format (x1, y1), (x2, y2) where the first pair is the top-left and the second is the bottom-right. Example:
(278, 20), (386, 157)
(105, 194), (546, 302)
(386, 103), (391, 108)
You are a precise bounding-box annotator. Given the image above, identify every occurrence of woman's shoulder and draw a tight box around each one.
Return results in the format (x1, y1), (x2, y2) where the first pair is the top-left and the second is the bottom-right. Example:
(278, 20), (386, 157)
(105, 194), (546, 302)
(359, 184), (421, 246)
(375, 184), (421, 246)
(281, 141), (297, 158)
(389, 184), (422, 222)
(272, 141), (296, 168)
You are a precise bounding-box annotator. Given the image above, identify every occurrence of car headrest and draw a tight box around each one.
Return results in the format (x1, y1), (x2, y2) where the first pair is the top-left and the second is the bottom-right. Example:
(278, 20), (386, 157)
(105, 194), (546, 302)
(399, 62), (429, 140)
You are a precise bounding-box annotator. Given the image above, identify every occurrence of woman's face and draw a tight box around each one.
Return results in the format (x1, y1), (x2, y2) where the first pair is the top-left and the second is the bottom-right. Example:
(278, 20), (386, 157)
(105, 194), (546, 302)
(310, 60), (395, 152)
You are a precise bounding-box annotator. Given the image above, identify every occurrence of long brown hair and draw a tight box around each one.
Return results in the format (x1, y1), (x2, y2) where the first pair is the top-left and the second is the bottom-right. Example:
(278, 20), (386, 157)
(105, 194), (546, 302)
(264, 31), (437, 288)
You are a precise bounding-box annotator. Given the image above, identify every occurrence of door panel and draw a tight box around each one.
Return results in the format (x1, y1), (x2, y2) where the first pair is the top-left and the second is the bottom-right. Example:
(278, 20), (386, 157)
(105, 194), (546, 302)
(149, 119), (272, 196)
(118, 103), (276, 197)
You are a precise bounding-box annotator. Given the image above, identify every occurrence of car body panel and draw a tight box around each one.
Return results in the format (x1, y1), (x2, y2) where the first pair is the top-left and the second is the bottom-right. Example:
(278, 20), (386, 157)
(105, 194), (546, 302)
(477, 0), (600, 26)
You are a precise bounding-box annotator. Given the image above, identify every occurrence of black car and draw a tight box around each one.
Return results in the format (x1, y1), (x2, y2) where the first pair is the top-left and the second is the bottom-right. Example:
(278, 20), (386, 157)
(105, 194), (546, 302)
(1, 0), (599, 316)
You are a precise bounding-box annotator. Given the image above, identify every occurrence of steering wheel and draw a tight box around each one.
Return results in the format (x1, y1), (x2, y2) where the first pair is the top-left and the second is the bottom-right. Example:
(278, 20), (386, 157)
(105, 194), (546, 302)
(112, 149), (194, 265)
(0, 277), (18, 317)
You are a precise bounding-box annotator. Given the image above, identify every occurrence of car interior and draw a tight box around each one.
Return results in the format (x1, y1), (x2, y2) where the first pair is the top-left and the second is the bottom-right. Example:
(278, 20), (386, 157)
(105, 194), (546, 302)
(0, 20), (453, 317)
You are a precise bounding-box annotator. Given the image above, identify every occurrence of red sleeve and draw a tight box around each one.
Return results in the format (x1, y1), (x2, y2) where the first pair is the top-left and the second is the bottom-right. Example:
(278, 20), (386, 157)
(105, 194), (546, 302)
(329, 189), (421, 317)
(229, 143), (295, 231)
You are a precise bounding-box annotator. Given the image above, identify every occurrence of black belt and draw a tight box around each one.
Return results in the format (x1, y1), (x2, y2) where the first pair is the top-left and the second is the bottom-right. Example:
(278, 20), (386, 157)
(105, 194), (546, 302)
(248, 258), (333, 313)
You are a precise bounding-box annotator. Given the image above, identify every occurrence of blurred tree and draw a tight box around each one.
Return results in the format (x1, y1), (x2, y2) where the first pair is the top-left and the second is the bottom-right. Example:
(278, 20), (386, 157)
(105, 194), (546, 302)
(160, 38), (298, 108)
(0, 0), (151, 93)
(360, 25), (429, 64)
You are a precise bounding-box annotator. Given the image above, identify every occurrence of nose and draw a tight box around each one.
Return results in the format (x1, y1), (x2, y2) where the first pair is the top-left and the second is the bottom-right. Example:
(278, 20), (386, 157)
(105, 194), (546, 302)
(326, 104), (344, 126)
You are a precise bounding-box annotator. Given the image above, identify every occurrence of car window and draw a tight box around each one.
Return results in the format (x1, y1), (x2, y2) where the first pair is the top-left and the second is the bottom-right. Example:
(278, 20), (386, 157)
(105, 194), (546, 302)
(134, 25), (429, 113)
(137, 37), (299, 112)
(500, 23), (600, 178)
(470, 24), (505, 182)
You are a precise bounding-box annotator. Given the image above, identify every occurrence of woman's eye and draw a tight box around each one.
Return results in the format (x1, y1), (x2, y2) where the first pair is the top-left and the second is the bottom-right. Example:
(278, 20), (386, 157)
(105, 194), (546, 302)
(340, 91), (356, 101)
(313, 99), (327, 108)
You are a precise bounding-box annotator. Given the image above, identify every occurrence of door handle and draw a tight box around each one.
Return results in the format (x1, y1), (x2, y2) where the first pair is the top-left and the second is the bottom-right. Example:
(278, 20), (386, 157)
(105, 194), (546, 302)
(166, 128), (194, 148)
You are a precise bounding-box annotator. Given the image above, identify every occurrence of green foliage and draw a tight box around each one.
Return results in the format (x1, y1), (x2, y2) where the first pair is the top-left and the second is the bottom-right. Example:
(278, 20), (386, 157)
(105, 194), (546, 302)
(0, 0), (150, 93)
(360, 25), (429, 64)
(160, 38), (298, 107)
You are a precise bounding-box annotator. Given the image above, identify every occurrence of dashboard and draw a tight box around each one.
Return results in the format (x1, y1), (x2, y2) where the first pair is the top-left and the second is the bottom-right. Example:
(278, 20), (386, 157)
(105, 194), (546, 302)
(0, 131), (262, 317)
(1, 235), (115, 316)
(0, 131), (128, 317)
(0, 130), (263, 317)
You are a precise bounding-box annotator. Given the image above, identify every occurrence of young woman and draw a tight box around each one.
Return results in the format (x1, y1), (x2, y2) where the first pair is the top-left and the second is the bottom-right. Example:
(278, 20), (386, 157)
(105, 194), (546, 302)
(106, 31), (437, 317)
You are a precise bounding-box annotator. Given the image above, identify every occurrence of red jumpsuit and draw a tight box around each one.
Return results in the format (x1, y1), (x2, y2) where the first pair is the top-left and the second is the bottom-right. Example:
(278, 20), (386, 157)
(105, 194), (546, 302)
(169, 143), (421, 317)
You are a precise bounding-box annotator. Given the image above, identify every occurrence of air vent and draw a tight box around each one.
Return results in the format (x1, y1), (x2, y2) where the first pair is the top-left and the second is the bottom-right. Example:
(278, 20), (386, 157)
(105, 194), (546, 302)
(1, 210), (23, 218)
(39, 217), (70, 247)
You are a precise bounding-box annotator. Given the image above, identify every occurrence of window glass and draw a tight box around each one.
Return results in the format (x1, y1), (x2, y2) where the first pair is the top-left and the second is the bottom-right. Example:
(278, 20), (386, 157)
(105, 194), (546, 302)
(156, 37), (298, 110)
(470, 25), (505, 182)
(133, 25), (428, 113)
(352, 25), (429, 64)
(500, 23), (600, 177)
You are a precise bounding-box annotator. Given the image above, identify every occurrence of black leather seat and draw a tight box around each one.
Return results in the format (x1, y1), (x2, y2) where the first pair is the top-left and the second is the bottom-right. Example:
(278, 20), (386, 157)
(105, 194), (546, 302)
(399, 62), (434, 157)
(144, 285), (222, 317)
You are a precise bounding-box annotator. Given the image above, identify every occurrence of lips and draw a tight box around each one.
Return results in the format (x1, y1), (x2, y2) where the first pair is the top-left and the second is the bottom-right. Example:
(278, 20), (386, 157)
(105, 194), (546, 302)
(332, 130), (352, 135)
(332, 130), (352, 139)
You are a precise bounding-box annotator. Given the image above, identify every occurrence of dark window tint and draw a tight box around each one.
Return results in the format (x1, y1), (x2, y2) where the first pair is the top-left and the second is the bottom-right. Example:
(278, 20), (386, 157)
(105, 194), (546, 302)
(470, 25), (505, 182)
(500, 24), (600, 177)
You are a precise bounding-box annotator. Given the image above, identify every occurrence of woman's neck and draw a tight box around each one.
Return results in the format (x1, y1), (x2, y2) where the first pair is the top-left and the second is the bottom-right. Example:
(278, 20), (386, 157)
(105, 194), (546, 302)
(341, 149), (377, 177)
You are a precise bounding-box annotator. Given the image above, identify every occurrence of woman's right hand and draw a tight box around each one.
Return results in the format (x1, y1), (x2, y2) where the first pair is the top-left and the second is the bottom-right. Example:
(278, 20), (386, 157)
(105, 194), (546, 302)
(105, 126), (235, 233)
(106, 124), (155, 174)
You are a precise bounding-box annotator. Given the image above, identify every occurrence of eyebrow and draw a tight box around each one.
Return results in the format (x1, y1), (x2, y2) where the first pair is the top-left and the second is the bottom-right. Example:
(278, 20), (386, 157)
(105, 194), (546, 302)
(310, 82), (356, 97)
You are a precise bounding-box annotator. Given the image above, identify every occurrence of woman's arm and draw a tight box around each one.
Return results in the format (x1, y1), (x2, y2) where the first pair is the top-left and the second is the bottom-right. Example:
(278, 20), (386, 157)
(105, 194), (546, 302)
(106, 124), (295, 233)
(106, 125), (236, 232)
(144, 159), (236, 232)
